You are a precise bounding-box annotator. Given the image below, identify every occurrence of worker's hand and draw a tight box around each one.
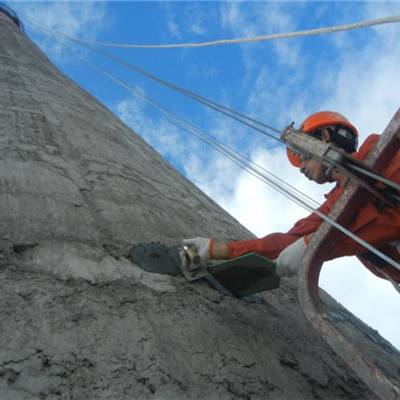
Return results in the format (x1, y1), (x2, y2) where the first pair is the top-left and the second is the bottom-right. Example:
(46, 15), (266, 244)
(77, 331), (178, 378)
(182, 237), (213, 266)
(275, 237), (307, 277)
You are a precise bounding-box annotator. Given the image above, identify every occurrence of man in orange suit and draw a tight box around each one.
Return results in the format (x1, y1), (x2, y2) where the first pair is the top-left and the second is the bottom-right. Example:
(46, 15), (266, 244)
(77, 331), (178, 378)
(183, 111), (400, 284)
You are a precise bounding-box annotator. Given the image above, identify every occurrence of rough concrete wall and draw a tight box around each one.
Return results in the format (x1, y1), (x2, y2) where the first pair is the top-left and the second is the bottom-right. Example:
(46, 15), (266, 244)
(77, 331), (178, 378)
(0, 15), (399, 400)
(0, 250), (387, 400)
(0, 18), (251, 247)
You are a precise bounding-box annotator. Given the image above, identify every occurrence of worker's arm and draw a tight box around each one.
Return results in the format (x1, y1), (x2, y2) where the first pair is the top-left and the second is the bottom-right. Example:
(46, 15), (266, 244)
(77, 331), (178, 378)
(182, 183), (340, 264)
(212, 242), (229, 259)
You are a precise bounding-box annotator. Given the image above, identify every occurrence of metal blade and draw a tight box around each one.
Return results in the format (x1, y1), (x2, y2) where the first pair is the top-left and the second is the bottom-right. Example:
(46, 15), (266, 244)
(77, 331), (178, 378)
(127, 242), (182, 276)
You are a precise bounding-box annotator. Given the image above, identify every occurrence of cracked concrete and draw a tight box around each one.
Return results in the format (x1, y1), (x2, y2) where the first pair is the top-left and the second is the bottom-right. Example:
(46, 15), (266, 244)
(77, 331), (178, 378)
(0, 9), (399, 400)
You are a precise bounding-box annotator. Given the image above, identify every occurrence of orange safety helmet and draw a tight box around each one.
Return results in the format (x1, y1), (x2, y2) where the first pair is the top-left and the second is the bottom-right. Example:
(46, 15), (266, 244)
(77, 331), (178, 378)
(286, 111), (358, 167)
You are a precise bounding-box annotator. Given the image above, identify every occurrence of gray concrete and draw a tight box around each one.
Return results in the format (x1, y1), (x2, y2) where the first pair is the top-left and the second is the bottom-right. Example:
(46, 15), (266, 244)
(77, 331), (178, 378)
(0, 12), (399, 400)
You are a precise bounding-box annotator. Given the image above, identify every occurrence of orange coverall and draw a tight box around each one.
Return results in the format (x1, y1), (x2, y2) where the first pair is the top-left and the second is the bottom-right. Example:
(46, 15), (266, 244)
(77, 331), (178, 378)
(227, 134), (400, 283)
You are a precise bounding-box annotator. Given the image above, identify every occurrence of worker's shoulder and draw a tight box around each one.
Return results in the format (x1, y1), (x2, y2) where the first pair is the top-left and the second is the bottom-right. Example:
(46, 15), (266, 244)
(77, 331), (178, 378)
(361, 133), (380, 147)
(352, 133), (380, 161)
(354, 134), (399, 179)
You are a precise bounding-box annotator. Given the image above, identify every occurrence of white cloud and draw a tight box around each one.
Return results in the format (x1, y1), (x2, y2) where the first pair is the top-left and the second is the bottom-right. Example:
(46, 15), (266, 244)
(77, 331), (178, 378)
(184, 3), (209, 36)
(218, 2), (309, 137)
(113, 90), (259, 222)
(209, 146), (329, 236)
(219, 2), (302, 68)
(219, 1), (238, 27)
(167, 19), (181, 39)
(114, 95), (190, 163)
(11, 1), (108, 61)
(246, 66), (308, 131)
(159, 2), (181, 39)
(115, 96), (150, 137)
(161, 1), (213, 39)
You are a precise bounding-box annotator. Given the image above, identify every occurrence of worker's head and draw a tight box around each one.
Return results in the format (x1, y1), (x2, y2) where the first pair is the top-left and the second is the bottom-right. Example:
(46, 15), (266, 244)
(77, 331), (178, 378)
(287, 111), (358, 184)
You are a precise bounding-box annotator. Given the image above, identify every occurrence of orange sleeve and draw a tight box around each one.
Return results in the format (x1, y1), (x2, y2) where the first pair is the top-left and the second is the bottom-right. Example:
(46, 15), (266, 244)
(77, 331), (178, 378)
(226, 183), (345, 259)
(325, 202), (400, 259)
(227, 232), (300, 259)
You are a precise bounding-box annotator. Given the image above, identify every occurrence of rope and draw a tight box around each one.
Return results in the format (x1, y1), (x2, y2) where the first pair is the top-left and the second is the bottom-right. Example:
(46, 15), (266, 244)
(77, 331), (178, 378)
(83, 58), (400, 274)
(26, 22), (283, 142)
(27, 15), (400, 49)
(348, 164), (400, 193)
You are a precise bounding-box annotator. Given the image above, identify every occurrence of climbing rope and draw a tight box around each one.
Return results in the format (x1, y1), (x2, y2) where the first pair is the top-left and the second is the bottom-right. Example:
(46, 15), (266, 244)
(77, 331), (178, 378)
(83, 58), (400, 276)
(27, 15), (400, 49)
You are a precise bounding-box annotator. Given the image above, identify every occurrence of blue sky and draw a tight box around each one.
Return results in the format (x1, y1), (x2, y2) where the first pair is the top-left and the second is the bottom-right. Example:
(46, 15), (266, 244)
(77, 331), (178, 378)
(8, 1), (400, 349)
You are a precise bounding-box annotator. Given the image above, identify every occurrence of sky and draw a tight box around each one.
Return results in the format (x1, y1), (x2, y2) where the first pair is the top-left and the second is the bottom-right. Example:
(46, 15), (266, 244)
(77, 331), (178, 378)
(7, 1), (400, 350)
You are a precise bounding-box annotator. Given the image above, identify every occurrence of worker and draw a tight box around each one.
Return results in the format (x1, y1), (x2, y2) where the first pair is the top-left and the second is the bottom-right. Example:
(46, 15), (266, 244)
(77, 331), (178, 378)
(183, 111), (400, 284)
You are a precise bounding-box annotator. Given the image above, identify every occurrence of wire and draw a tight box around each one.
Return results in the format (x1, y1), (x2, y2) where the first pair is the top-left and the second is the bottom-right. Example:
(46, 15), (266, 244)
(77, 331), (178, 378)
(348, 164), (400, 193)
(83, 58), (400, 273)
(83, 58), (320, 210)
(26, 15), (400, 49)
(26, 21), (283, 142)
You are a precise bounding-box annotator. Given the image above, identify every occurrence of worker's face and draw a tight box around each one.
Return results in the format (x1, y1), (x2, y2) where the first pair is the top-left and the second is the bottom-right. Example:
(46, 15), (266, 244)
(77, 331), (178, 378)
(299, 127), (331, 184)
(300, 158), (328, 184)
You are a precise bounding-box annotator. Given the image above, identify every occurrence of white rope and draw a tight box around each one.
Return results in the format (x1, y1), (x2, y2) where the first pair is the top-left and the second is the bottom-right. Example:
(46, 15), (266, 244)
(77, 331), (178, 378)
(28, 15), (400, 49)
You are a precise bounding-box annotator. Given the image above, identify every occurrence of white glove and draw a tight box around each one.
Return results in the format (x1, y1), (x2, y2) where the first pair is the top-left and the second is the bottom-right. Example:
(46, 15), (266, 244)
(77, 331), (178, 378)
(276, 237), (307, 277)
(182, 237), (212, 267)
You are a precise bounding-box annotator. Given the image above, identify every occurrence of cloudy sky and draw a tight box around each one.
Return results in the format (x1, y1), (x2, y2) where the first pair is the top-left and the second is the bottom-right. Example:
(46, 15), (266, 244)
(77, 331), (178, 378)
(9, 1), (400, 349)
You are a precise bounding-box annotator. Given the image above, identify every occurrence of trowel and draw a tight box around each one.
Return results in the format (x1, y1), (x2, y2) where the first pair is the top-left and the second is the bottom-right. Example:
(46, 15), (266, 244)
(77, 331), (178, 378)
(127, 242), (280, 298)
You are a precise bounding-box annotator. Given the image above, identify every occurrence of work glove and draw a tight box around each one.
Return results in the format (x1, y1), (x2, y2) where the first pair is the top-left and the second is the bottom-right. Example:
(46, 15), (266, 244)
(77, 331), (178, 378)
(275, 237), (307, 277)
(182, 237), (213, 267)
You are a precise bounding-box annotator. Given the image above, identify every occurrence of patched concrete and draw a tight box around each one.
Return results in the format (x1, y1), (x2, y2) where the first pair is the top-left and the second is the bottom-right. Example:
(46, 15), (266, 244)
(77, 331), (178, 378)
(24, 241), (176, 292)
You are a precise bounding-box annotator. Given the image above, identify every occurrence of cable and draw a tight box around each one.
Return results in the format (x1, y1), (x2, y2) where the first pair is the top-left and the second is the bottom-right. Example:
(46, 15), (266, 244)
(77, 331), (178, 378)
(38, 21), (400, 202)
(348, 163), (400, 193)
(83, 59), (320, 210)
(83, 58), (325, 213)
(26, 14), (400, 49)
(25, 16), (400, 192)
(26, 21), (283, 142)
(84, 58), (400, 273)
